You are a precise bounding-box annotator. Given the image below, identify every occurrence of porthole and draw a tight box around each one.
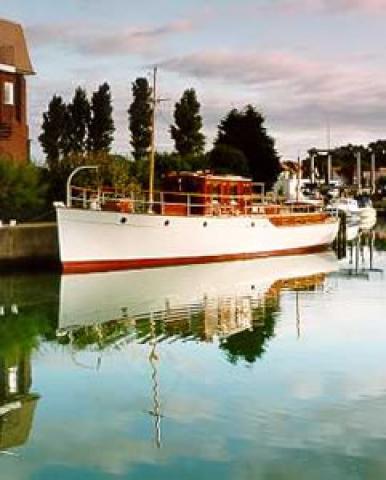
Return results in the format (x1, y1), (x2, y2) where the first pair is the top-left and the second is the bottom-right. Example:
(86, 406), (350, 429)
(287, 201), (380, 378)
(164, 220), (170, 226)
(120, 217), (127, 224)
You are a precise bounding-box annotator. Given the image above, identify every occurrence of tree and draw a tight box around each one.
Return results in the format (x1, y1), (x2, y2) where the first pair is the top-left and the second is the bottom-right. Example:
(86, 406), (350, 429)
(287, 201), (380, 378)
(0, 158), (47, 222)
(154, 152), (207, 183)
(376, 176), (386, 197)
(38, 95), (68, 169)
(128, 77), (152, 161)
(88, 82), (115, 153)
(67, 87), (90, 155)
(170, 89), (205, 157)
(208, 145), (249, 176)
(329, 144), (369, 184)
(368, 140), (386, 167)
(215, 105), (281, 187)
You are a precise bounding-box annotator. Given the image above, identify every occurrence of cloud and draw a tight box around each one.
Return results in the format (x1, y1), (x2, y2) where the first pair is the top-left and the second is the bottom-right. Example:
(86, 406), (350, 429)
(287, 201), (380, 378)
(26, 19), (194, 56)
(27, 44), (386, 160)
(266, 0), (386, 14)
(159, 49), (386, 117)
(159, 50), (327, 89)
(158, 48), (386, 155)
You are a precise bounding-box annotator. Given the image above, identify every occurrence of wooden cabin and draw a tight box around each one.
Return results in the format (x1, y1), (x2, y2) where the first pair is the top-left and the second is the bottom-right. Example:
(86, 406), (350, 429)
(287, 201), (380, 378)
(161, 172), (254, 216)
(0, 19), (34, 163)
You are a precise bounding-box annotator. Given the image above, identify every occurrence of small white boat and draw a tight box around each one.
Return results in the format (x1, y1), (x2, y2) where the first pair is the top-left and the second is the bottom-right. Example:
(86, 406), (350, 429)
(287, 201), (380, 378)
(327, 198), (360, 219)
(346, 219), (360, 242)
(356, 195), (377, 226)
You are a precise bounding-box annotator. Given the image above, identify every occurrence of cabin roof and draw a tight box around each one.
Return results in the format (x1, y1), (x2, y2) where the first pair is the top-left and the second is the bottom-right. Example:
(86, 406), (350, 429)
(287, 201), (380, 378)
(166, 171), (252, 183)
(0, 18), (34, 74)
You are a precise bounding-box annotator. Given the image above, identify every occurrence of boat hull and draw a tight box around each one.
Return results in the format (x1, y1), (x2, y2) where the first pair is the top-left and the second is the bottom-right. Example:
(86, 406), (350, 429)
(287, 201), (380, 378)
(56, 207), (339, 273)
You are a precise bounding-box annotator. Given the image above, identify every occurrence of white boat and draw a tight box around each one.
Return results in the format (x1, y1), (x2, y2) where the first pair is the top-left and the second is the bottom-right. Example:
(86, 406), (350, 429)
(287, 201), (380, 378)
(55, 171), (339, 274)
(356, 195), (377, 226)
(327, 197), (360, 219)
(327, 196), (377, 227)
(346, 219), (360, 242)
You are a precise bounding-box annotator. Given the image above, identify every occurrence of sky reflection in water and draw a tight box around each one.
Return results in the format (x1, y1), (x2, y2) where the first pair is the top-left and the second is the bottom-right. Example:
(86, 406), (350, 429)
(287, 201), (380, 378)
(0, 231), (386, 479)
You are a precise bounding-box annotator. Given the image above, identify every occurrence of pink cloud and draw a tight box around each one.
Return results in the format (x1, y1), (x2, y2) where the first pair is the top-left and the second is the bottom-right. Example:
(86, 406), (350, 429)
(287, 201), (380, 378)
(26, 19), (194, 56)
(158, 48), (386, 151)
(276, 0), (386, 14)
(242, 0), (386, 14)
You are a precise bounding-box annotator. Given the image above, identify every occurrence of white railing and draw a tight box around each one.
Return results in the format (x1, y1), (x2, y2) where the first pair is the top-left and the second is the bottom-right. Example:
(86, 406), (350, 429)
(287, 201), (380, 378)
(67, 185), (325, 217)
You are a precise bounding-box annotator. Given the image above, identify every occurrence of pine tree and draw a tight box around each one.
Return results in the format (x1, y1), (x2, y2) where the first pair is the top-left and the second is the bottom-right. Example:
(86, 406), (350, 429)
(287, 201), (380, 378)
(170, 89), (205, 157)
(128, 77), (152, 161)
(38, 95), (68, 169)
(88, 82), (115, 153)
(215, 105), (281, 187)
(68, 87), (90, 154)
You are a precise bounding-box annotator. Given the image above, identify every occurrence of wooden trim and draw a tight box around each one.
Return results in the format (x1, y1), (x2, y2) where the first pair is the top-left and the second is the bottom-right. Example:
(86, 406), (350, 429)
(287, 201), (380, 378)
(62, 244), (331, 274)
(268, 213), (330, 227)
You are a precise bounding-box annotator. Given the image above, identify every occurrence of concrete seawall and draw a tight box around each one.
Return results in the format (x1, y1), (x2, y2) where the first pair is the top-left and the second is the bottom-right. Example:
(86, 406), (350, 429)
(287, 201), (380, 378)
(0, 222), (60, 271)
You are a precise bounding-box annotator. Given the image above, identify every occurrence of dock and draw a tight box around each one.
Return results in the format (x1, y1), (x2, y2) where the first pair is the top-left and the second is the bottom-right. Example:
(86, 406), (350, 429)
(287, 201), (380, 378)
(0, 222), (60, 271)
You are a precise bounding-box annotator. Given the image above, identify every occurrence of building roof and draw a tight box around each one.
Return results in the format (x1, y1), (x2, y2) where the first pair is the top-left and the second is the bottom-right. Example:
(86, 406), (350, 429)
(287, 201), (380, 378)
(0, 18), (34, 74)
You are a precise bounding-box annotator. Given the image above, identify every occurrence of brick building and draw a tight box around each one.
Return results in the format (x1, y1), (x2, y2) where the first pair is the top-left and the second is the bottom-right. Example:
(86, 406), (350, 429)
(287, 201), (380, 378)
(0, 19), (34, 163)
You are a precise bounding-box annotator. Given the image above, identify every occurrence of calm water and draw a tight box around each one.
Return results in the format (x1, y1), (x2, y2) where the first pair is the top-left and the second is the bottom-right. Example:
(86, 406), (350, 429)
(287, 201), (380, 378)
(1, 226), (386, 479)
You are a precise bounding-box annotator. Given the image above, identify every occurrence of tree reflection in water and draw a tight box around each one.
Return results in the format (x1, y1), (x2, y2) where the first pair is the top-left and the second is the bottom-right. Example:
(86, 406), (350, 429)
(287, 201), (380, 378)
(0, 274), (58, 452)
(219, 275), (325, 364)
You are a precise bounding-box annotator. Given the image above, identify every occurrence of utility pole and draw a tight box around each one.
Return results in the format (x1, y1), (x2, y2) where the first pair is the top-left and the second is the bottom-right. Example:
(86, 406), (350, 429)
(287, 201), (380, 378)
(371, 150), (376, 194)
(356, 150), (362, 192)
(327, 153), (332, 185)
(310, 152), (316, 184)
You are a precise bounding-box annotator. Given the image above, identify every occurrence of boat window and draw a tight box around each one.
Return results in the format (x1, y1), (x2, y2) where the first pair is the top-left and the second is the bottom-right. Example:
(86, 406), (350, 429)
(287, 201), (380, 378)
(212, 183), (221, 202)
(230, 184), (238, 203)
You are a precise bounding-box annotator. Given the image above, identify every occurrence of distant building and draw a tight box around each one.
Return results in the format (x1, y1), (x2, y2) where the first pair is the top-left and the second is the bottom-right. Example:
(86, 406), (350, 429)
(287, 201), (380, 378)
(362, 167), (386, 185)
(0, 18), (34, 163)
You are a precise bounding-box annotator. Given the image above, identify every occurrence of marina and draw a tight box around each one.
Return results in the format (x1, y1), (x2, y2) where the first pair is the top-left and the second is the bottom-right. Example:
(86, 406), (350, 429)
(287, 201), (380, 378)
(2, 3), (386, 479)
(0, 221), (385, 479)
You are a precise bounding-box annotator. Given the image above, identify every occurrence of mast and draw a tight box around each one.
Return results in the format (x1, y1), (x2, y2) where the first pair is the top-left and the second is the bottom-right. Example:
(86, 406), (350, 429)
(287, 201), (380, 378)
(148, 313), (162, 448)
(148, 67), (157, 213)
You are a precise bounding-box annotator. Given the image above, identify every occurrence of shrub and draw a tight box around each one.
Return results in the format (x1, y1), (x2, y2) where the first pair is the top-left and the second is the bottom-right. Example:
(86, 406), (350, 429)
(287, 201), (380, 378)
(0, 158), (48, 222)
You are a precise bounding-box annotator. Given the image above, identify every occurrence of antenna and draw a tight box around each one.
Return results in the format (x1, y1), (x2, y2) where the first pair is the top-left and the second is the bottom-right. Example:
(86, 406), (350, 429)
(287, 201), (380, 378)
(326, 114), (331, 151)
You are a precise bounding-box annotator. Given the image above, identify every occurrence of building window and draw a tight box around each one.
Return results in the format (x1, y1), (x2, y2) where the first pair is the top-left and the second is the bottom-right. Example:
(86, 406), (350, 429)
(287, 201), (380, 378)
(4, 81), (14, 105)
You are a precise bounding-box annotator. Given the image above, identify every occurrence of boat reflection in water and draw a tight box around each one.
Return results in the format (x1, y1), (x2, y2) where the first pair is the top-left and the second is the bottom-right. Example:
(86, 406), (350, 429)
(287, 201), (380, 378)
(57, 253), (338, 448)
(58, 253), (338, 350)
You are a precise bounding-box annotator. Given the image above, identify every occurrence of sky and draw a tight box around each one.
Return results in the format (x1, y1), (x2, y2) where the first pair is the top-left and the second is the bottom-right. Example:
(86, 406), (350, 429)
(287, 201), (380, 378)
(3, 0), (386, 161)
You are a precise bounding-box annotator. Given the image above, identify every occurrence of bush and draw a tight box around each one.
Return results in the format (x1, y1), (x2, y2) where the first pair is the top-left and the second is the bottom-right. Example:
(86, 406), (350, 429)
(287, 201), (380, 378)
(0, 158), (48, 222)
